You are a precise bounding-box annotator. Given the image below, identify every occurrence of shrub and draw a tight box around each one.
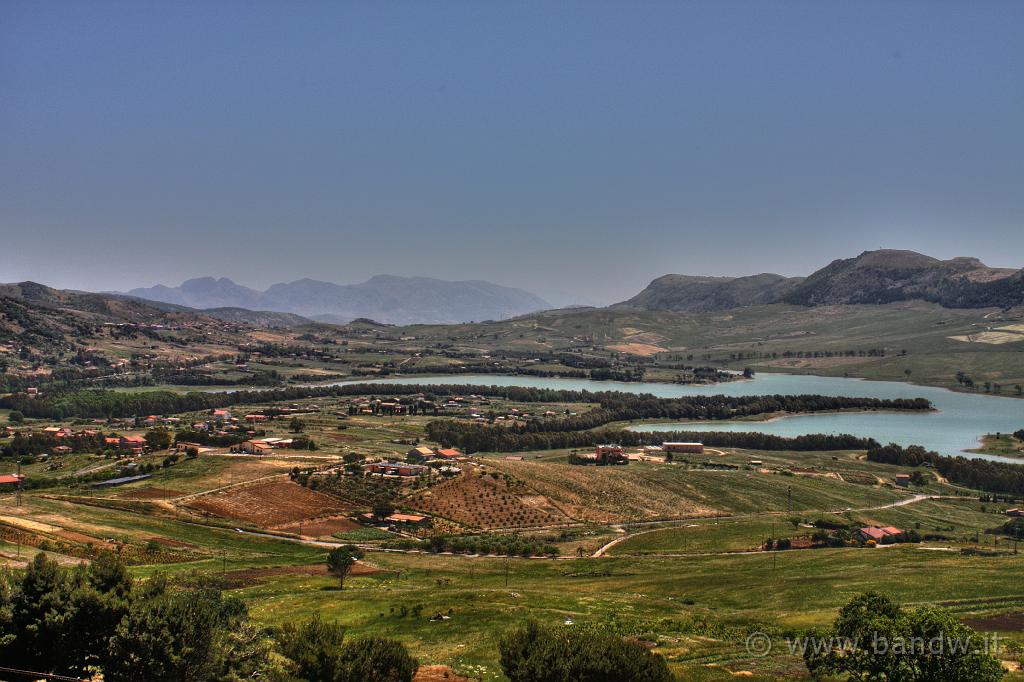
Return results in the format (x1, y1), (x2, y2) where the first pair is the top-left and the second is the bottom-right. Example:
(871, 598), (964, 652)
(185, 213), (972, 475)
(498, 620), (673, 682)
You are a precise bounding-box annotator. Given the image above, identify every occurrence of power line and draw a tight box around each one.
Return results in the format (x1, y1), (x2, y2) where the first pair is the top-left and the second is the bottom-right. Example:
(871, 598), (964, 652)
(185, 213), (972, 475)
(0, 665), (86, 681)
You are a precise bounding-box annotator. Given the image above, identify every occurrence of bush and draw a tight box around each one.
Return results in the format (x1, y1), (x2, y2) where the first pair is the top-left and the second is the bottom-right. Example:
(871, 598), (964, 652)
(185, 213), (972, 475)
(498, 620), (673, 682)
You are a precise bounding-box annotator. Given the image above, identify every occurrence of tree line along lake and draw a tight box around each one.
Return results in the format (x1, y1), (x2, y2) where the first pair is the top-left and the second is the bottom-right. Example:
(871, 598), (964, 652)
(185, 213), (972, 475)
(327, 373), (1024, 462)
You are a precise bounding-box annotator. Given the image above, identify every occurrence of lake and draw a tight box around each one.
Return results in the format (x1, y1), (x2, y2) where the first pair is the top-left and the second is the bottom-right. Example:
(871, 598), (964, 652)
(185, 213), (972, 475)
(328, 373), (1024, 460)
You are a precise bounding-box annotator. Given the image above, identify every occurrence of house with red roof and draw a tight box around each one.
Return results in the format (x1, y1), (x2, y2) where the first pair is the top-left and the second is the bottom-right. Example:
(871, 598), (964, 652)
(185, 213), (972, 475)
(0, 473), (25, 488)
(857, 526), (903, 543)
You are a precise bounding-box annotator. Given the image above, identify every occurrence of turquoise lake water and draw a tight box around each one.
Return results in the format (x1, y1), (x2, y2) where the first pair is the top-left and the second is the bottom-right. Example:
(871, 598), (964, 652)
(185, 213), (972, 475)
(330, 373), (1023, 460)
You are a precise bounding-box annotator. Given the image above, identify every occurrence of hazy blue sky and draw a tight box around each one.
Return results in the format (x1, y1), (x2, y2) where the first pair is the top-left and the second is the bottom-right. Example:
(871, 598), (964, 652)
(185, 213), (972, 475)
(2, 1), (1022, 305)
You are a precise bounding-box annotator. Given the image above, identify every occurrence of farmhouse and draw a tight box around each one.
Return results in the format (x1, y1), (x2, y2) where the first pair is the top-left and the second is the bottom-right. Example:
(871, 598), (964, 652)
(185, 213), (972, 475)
(434, 448), (463, 459)
(364, 461), (428, 477)
(407, 446), (435, 462)
(662, 442), (705, 454)
(595, 444), (628, 465)
(895, 473), (911, 487)
(119, 436), (146, 455)
(386, 512), (431, 527)
(236, 440), (274, 455)
(857, 526), (903, 543)
(0, 473), (25, 489)
(1006, 509), (1024, 517)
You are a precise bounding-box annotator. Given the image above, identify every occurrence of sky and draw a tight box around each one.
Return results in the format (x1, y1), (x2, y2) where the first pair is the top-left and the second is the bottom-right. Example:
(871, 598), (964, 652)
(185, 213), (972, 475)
(2, 1), (1022, 306)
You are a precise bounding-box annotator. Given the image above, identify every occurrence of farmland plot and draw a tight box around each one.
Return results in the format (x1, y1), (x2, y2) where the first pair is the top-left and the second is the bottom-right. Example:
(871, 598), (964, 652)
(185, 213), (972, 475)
(405, 472), (569, 529)
(183, 480), (351, 528)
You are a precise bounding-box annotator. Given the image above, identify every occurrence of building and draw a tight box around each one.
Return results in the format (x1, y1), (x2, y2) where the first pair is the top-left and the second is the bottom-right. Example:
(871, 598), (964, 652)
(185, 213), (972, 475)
(0, 473), (25, 489)
(90, 474), (152, 489)
(662, 442), (704, 455)
(364, 461), (428, 477)
(595, 444), (628, 465)
(434, 448), (463, 459)
(237, 440), (273, 455)
(1006, 509), (1024, 517)
(857, 526), (903, 543)
(407, 446), (435, 462)
(385, 512), (431, 527)
(119, 436), (146, 455)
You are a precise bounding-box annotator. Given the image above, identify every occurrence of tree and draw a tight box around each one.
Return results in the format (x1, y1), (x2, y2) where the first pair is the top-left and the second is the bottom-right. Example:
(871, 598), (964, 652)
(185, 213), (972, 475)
(273, 617), (416, 682)
(326, 545), (364, 590)
(804, 592), (1003, 681)
(372, 496), (395, 520)
(499, 620), (673, 682)
(7, 411), (24, 424)
(105, 586), (250, 682)
(1, 552), (133, 677)
(144, 429), (172, 451)
(336, 635), (417, 682)
(274, 614), (347, 681)
(289, 417), (305, 433)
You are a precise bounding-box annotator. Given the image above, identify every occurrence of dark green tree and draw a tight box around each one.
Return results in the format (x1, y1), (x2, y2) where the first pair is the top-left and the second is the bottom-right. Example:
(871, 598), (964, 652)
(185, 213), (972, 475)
(499, 620), (673, 682)
(144, 428), (173, 451)
(326, 545), (364, 590)
(372, 496), (395, 520)
(804, 592), (1004, 681)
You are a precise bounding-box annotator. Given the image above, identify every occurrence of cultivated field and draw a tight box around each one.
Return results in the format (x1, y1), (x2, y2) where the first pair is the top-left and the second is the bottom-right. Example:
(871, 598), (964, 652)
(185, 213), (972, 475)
(405, 470), (570, 529)
(182, 479), (352, 528)
(488, 458), (909, 523)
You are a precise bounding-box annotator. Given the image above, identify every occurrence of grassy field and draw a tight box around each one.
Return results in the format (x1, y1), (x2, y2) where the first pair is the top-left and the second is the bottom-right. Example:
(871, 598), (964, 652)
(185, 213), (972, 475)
(3, 379), (1024, 680)
(972, 433), (1024, 458)
(234, 546), (1024, 680)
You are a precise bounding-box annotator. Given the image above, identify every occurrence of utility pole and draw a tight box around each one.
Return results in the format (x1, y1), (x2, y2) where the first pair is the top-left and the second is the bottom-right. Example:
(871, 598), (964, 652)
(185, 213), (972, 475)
(16, 460), (22, 508)
(504, 558), (510, 587)
(787, 486), (792, 514)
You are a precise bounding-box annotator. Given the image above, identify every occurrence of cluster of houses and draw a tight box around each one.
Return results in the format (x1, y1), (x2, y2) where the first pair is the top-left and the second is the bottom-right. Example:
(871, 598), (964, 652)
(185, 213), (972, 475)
(342, 393), (572, 424)
(361, 446), (467, 479)
(38, 427), (148, 456)
(230, 438), (299, 455)
(572, 441), (706, 466)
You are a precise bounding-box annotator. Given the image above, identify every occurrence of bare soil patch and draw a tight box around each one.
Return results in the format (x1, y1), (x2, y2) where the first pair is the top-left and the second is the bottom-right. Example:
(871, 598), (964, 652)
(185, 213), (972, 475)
(183, 480), (351, 528)
(277, 515), (359, 536)
(607, 342), (667, 357)
(55, 530), (116, 549)
(962, 613), (1024, 632)
(414, 665), (474, 682)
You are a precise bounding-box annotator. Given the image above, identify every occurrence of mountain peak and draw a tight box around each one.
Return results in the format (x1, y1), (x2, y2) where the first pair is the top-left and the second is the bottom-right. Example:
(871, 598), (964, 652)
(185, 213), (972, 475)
(123, 274), (550, 324)
(618, 249), (1023, 312)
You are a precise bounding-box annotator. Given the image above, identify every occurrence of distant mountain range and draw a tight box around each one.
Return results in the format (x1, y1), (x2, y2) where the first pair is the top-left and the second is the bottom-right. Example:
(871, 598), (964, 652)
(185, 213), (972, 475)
(617, 250), (1024, 312)
(122, 275), (551, 325)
